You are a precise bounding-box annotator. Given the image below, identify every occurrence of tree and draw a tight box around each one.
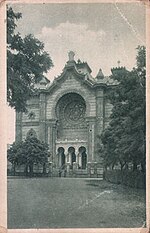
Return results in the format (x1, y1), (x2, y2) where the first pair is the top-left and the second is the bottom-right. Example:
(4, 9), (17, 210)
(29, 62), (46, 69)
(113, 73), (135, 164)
(7, 141), (24, 175)
(7, 7), (53, 112)
(7, 136), (49, 176)
(101, 46), (146, 172)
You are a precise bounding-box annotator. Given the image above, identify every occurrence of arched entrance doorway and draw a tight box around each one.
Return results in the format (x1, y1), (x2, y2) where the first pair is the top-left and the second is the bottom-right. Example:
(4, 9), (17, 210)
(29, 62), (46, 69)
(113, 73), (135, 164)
(79, 147), (87, 169)
(58, 147), (65, 168)
(68, 147), (76, 168)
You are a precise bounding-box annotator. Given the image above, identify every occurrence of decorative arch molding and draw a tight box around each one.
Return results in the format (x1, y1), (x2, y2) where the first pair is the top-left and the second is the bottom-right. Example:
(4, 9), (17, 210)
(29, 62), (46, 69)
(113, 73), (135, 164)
(50, 89), (90, 119)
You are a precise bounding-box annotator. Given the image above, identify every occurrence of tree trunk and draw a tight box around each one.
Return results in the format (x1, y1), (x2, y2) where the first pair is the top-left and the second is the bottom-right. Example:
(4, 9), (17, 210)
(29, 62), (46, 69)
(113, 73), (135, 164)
(124, 163), (128, 170)
(120, 161), (124, 171)
(29, 164), (33, 177)
(12, 162), (16, 176)
(141, 162), (145, 173)
(133, 162), (137, 171)
(121, 164), (123, 171)
(43, 163), (46, 175)
(105, 165), (107, 171)
(24, 165), (28, 176)
(112, 163), (115, 170)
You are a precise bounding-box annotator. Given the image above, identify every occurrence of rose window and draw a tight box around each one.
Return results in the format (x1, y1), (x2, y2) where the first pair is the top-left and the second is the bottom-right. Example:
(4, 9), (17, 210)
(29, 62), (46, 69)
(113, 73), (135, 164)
(64, 101), (86, 124)
(56, 93), (86, 127)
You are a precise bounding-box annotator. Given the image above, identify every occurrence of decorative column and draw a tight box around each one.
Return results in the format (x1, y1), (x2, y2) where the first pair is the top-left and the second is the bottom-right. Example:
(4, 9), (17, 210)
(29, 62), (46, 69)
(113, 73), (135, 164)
(68, 152), (72, 165)
(78, 152), (82, 168)
(73, 148), (78, 169)
(66, 152), (70, 173)
(75, 148), (78, 160)
(66, 152), (70, 163)
(39, 93), (46, 142)
(15, 112), (22, 142)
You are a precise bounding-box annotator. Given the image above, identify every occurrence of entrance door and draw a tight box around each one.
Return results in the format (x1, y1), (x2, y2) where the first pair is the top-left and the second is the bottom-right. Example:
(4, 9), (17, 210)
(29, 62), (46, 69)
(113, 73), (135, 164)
(79, 146), (87, 169)
(72, 152), (76, 164)
(61, 153), (65, 167)
(68, 147), (76, 168)
(58, 147), (65, 168)
(82, 152), (87, 169)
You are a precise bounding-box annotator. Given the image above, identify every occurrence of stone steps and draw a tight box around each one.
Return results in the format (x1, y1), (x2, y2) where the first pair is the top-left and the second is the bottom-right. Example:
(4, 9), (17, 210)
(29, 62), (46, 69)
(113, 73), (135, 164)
(50, 168), (104, 179)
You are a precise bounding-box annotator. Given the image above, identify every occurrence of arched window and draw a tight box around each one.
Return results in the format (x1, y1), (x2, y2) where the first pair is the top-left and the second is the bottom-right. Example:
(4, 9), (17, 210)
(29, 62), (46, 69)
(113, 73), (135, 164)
(57, 147), (65, 167)
(26, 128), (37, 138)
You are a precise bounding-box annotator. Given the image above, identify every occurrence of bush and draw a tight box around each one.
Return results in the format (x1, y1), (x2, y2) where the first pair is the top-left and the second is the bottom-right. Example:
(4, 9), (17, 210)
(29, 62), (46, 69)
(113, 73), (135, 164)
(104, 169), (145, 189)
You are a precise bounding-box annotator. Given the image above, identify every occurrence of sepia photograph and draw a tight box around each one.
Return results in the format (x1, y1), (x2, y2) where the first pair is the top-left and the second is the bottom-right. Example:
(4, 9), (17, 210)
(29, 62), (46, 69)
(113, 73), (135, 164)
(0, 0), (149, 231)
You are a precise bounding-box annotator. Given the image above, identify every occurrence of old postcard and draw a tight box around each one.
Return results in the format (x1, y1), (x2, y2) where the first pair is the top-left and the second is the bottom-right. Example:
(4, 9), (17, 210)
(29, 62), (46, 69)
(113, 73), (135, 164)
(0, 0), (150, 232)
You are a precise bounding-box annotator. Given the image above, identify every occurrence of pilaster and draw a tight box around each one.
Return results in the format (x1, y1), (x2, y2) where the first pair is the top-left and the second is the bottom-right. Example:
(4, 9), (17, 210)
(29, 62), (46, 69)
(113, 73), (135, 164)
(96, 88), (105, 136)
(39, 93), (46, 142)
(86, 117), (96, 162)
(47, 119), (57, 165)
(95, 87), (105, 163)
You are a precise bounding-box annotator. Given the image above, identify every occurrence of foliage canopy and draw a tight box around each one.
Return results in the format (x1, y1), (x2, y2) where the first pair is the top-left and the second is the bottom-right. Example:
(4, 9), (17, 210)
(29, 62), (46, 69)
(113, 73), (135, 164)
(7, 136), (49, 176)
(101, 46), (146, 172)
(7, 7), (53, 112)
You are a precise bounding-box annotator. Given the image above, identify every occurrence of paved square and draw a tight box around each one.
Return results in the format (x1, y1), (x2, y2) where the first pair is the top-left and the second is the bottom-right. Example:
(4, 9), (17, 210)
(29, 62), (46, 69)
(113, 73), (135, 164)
(8, 178), (146, 228)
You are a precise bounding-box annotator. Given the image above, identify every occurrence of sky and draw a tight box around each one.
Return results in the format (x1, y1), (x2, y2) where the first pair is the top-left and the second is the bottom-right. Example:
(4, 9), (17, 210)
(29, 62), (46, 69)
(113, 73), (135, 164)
(7, 2), (146, 143)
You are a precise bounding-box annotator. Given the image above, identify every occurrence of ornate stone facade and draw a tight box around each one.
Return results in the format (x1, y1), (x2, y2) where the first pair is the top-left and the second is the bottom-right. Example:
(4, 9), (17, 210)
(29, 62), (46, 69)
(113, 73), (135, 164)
(16, 52), (115, 175)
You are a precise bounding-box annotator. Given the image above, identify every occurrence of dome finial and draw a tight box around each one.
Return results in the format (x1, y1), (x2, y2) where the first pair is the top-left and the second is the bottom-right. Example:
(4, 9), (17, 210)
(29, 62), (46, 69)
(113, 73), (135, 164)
(96, 68), (104, 79)
(68, 51), (75, 61)
(117, 60), (121, 67)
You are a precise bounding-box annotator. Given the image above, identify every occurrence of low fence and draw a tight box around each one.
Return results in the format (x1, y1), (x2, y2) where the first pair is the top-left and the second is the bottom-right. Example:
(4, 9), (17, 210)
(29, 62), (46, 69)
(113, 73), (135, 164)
(104, 169), (146, 189)
(7, 164), (49, 177)
(7, 162), (104, 178)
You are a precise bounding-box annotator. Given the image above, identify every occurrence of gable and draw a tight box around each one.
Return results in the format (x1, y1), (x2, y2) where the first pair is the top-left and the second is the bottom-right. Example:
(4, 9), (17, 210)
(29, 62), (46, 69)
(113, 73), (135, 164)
(46, 69), (96, 119)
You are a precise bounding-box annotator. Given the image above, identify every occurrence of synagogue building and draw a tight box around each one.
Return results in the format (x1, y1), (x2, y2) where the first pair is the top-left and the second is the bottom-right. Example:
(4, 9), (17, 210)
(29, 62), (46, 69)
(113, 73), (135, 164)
(16, 51), (117, 176)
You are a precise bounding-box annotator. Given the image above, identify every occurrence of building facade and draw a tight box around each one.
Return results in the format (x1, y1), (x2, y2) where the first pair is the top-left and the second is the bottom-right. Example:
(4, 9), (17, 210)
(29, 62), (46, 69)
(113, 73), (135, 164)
(16, 52), (115, 176)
